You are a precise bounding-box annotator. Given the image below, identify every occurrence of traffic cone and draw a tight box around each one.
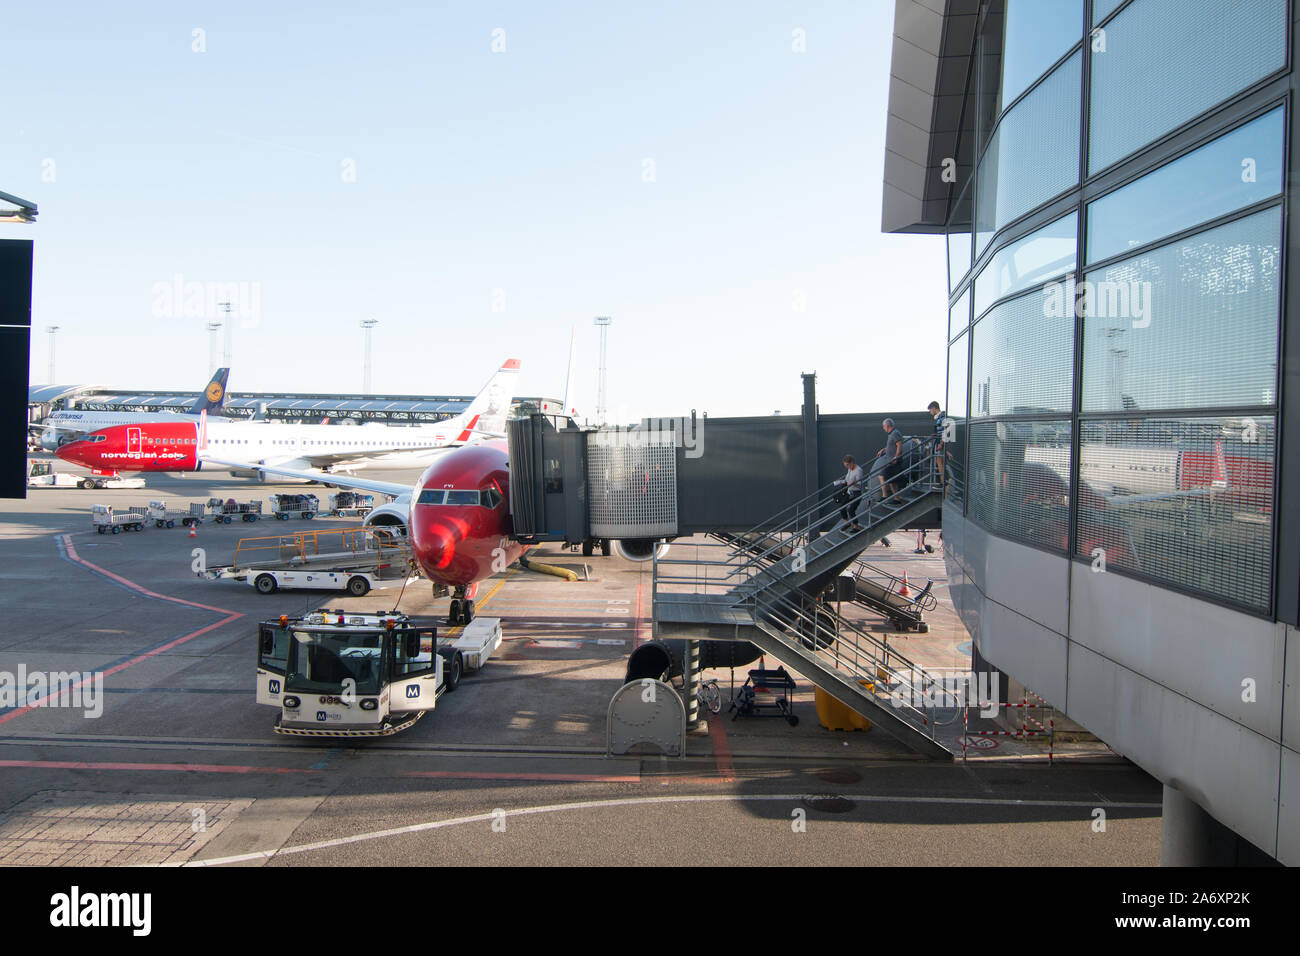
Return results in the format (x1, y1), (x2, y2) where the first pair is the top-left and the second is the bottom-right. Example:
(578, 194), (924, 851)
(899, 572), (910, 598)
(189, 524), (198, 538)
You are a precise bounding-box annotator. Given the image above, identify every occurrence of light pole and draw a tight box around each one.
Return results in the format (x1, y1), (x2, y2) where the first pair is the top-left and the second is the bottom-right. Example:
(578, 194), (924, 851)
(218, 300), (233, 369)
(594, 316), (611, 425)
(207, 321), (222, 374)
(46, 325), (60, 383)
(361, 318), (378, 394)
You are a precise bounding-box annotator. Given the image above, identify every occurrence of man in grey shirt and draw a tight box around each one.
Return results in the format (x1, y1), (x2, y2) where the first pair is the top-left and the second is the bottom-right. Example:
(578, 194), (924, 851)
(877, 418), (905, 499)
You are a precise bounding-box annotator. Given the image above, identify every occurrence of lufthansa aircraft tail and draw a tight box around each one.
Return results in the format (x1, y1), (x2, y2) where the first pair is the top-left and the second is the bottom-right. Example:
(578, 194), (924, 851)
(190, 368), (230, 415)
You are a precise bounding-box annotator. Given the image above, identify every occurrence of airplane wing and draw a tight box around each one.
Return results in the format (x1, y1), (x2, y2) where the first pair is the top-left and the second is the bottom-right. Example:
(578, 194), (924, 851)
(198, 455), (412, 498)
(290, 444), (458, 470)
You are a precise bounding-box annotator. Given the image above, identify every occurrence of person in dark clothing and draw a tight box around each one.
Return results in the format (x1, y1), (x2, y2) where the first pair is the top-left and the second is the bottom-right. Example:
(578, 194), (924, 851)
(929, 401), (948, 490)
(877, 418), (905, 499)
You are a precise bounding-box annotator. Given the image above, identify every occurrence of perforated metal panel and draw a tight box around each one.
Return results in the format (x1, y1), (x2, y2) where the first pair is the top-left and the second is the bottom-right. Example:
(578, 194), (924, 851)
(587, 431), (677, 538)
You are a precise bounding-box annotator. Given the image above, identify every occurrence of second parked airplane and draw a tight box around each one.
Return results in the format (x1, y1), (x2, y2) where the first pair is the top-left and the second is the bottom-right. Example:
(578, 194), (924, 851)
(55, 359), (520, 479)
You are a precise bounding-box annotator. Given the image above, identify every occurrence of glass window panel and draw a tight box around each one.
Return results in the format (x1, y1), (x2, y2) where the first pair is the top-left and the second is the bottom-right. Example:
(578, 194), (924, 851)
(948, 334), (969, 420)
(975, 5), (1006, 162)
(946, 337), (970, 510)
(948, 180), (974, 293)
(969, 420), (1073, 550)
(1001, 0), (1083, 108)
(1092, 0), (1127, 24)
(973, 212), (1077, 319)
(1088, 0), (1286, 174)
(971, 279), (1075, 418)
(1076, 416), (1274, 609)
(949, 230), (973, 294)
(1088, 107), (1284, 264)
(950, 286), (971, 342)
(976, 51), (1081, 254)
(1082, 208), (1281, 412)
(944, 420), (967, 511)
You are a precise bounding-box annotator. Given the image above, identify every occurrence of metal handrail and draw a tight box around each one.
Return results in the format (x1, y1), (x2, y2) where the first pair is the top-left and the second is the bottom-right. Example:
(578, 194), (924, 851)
(719, 435), (940, 560)
(725, 443), (943, 583)
(745, 587), (960, 733)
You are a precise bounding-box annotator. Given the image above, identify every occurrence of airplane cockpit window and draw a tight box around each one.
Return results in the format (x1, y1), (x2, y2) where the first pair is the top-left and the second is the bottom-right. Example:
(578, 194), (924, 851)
(417, 489), (446, 505)
(445, 490), (479, 506)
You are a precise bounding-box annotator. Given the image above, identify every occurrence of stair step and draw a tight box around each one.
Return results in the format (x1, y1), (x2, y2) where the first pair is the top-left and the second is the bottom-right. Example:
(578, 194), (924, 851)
(748, 624), (956, 759)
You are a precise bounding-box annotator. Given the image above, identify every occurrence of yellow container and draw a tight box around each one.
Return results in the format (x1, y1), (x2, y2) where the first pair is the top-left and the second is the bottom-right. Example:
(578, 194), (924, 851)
(815, 682), (873, 731)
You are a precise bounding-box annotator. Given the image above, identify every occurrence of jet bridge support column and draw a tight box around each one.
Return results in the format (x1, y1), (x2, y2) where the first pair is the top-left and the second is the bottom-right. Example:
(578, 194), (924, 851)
(683, 639), (701, 730)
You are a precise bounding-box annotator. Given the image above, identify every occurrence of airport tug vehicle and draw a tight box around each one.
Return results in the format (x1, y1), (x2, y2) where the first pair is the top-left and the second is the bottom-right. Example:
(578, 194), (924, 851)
(28, 459), (144, 490)
(256, 610), (502, 737)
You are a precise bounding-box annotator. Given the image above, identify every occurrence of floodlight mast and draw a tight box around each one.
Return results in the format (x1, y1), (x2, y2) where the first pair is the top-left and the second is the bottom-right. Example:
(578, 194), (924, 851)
(361, 318), (379, 394)
(594, 316), (612, 425)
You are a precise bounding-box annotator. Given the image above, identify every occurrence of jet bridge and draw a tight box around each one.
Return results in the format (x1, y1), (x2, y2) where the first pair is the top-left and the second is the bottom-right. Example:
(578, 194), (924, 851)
(506, 373), (940, 554)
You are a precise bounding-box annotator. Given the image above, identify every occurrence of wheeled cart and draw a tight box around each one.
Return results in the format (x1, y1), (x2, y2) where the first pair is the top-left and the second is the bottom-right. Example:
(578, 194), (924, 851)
(148, 499), (205, 528)
(730, 666), (799, 726)
(269, 494), (319, 521)
(91, 504), (148, 535)
(209, 498), (264, 524)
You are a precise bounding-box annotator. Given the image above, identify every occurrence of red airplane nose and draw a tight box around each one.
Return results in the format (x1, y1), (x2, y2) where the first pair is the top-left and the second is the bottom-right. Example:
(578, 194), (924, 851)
(55, 442), (88, 467)
(411, 512), (473, 583)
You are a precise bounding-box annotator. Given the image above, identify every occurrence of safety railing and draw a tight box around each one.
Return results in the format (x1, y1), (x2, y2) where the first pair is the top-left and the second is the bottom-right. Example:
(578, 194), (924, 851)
(745, 586), (959, 736)
(722, 436), (944, 585)
(655, 436), (945, 611)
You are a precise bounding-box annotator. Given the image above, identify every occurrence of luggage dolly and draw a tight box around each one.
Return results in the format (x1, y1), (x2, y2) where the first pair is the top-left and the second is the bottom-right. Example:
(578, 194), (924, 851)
(730, 666), (799, 726)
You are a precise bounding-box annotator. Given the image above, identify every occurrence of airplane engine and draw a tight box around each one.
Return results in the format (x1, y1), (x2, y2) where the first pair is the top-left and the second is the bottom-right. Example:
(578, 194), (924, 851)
(363, 499), (410, 538)
(613, 538), (671, 562)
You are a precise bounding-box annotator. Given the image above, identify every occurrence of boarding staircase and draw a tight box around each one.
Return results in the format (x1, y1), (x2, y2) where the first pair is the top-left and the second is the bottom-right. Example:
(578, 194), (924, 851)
(654, 439), (959, 758)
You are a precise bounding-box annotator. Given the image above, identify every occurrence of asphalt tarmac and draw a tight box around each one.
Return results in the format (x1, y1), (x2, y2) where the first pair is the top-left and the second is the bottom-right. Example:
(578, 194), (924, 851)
(0, 460), (1162, 866)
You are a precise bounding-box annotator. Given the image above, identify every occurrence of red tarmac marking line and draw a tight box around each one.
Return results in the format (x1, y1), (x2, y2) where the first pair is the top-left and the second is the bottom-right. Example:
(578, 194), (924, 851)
(0, 612), (241, 728)
(61, 534), (238, 615)
(633, 573), (650, 647)
(706, 712), (735, 783)
(0, 535), (245, 727)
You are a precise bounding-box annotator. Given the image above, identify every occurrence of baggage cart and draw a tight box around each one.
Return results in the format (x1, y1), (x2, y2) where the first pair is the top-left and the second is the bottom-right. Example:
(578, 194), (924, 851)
(148, 499), (205, 528)
(91, 504), (148, 535)
(209, 497), (264, 524)
(269, 493), (319, 521)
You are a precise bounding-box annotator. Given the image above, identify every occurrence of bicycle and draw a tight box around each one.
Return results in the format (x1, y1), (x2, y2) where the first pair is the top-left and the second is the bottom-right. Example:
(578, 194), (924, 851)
(697, 677), (722, 715)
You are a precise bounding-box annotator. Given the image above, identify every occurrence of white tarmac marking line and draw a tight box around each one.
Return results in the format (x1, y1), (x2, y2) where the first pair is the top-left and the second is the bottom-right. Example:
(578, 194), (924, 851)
(184, 792), (1160, 867)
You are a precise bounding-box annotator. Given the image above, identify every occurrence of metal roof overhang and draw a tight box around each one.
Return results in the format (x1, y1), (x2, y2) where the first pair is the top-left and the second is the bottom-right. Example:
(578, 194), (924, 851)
(0, 190), (38, 224)
(881, 0), (980, 235)
(28, 384), (104, 404)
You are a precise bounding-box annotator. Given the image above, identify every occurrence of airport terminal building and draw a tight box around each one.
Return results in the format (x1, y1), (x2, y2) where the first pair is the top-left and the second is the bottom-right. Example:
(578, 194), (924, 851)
(884, 0), (1298, 863)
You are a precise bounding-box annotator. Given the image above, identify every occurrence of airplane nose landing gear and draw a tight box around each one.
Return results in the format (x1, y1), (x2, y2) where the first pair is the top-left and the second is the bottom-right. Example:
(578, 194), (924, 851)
(447, 592), (476, 626)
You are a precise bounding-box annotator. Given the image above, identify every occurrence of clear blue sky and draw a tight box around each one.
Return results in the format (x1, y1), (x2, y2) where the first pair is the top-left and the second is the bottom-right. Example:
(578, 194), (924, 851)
(6, 0), (946, 421)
